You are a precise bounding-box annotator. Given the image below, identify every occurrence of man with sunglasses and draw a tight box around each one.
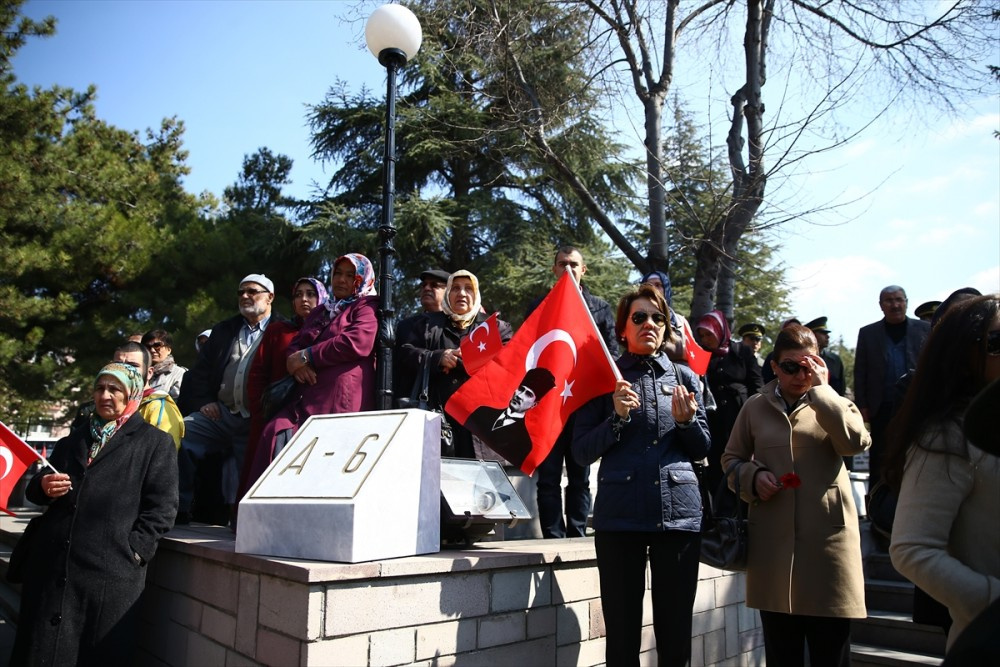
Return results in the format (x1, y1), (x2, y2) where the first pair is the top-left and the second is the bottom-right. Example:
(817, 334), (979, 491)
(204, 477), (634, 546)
(176, 274), (276, 526)
(854, 285), (930, 485)
(526, 246), (619, 539)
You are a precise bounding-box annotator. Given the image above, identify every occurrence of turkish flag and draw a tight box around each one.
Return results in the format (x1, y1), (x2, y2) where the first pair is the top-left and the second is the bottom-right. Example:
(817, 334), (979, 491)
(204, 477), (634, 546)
(682, 319), (712, 375)
(446, 273), (619, 475)
(460, 311), (504, 375)
(1, 421), (42, 514)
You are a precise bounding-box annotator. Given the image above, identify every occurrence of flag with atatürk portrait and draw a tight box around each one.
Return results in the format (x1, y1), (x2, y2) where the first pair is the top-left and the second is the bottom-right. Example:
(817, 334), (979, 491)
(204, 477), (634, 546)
(445, 272), (619, 475)
(1, 421), (42, 515)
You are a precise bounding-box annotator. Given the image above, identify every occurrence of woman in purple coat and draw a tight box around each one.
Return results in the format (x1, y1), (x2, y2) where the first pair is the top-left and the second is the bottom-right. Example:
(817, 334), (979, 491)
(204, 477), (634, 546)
(245, 253), (378, 485)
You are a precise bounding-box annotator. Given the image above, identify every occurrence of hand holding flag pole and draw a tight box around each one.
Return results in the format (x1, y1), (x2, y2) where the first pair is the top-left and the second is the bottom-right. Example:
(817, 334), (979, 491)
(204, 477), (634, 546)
(1, 420), (59, 515)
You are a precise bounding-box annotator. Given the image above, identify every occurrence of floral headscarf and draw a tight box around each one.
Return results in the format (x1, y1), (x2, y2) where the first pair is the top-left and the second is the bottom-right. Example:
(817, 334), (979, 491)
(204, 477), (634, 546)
(696, 309), (732, 357)
(89, 362), (144, 463)
(441, 269), (482, 330)
(326, 254), (376, 318)
(293, 277), (329, 324)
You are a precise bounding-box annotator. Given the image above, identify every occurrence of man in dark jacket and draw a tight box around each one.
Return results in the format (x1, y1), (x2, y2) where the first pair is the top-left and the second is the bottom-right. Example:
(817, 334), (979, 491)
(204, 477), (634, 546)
(176, 273), (275, 524)
(854, 285), (930, 483)
(527, 246), (619, 538)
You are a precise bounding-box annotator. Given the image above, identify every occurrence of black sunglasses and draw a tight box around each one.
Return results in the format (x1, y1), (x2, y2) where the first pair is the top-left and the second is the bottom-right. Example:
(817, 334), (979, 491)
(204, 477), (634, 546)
(630, 311), (667, 327)
(145, 342), (166, 351)
(777, 360), (808, 376)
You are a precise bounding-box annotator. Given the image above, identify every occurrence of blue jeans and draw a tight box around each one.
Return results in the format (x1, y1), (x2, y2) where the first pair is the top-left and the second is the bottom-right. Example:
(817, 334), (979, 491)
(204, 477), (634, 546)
(178, 404), (249, 513)
(535, 419), (591, 538)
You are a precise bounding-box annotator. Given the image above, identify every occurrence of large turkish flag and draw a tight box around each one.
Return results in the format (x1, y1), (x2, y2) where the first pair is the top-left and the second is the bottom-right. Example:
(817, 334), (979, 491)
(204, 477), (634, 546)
(446, 273), (619, 474)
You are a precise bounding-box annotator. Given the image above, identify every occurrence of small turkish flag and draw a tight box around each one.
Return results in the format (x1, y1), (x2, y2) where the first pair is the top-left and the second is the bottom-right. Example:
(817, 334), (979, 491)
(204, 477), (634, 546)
(446, 273), (619, 474)
(1, 421), (43, 514)
(460, 311), (504, 375)
(682, 319), (712, 376)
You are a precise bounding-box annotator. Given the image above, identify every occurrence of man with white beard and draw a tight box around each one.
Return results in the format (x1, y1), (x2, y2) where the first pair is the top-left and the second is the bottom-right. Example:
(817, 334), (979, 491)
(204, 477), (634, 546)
(176, 274), (275, 525)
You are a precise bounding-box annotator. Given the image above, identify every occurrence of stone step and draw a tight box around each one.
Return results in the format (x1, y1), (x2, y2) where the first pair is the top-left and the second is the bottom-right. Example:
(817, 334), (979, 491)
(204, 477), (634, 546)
(853, 610), (946, 658)
(866, 578), (915, 614)
(851, 642), (946, 667)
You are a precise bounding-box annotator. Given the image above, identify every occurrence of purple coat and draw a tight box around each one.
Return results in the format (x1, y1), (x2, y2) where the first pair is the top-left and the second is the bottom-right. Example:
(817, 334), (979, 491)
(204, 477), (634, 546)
(245, 295), (378, 488)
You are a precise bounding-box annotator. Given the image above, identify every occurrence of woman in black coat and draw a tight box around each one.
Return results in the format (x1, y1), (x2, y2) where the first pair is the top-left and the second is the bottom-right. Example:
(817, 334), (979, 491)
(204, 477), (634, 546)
(396, 270), (513, 458)
(696, 309), (763, 490)
(10, 362), (178, 667)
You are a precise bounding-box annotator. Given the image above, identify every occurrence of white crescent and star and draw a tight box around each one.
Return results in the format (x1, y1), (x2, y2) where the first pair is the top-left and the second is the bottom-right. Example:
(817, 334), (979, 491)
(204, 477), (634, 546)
(0, 446), (13, 481)
(525, 329), (578, 404)
(469, 318), (492, 353)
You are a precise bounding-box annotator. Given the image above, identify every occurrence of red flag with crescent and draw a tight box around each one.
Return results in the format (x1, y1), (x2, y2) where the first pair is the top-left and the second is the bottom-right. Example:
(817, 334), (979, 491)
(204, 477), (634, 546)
(460, 311), (503, 375)
(682, 319), (712, 376)
(445, 272), (619, 475)
(1, 421), (42, 514)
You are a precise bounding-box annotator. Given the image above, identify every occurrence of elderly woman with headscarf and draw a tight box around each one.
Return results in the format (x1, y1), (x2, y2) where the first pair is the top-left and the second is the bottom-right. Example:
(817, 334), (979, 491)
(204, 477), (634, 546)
(243, 255), (379, 484)
(697, 309), (763, 489)
(238, 277), (329, 499)
(397, 269), (513, 458)
(10, 363), (178, 666)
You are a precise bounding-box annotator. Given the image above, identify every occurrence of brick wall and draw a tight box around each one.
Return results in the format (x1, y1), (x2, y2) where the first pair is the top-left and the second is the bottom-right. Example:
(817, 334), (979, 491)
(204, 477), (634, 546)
(137, 528), (763, 666)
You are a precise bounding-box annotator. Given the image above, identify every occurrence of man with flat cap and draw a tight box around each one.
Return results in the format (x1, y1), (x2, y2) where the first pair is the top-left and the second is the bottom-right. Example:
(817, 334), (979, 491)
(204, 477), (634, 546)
(177, 273), (275, 525)
(737, 322), (765, 367)
(394, 269), (451, 401)
(806, 316), (846, 396)
(465, 367), (557, 469)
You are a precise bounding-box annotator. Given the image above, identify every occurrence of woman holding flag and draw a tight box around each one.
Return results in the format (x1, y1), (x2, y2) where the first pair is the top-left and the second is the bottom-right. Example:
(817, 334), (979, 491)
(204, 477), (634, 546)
(573, 284), (711, 667)
(10, 362), (177, 666)
(397, 269), (512, 458)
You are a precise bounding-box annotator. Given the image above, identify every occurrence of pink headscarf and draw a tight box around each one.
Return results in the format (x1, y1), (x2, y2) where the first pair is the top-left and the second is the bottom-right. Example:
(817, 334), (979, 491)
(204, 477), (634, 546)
(326, 253), (376, 318)
(696, 310), (732, 356)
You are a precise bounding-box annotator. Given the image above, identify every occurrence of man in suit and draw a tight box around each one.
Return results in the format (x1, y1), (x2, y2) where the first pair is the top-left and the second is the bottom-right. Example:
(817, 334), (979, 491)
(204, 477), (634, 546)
(854, 286), (931, 484)
(465, 367), (556, 469)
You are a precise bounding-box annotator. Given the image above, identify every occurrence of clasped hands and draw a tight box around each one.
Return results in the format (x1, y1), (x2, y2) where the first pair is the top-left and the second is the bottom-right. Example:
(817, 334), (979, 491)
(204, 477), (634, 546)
(612, 379), (698, 423)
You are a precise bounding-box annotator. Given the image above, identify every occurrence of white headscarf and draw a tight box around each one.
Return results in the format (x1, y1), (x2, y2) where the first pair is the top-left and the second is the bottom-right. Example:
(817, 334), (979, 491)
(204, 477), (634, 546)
(441, 270), (482, 330)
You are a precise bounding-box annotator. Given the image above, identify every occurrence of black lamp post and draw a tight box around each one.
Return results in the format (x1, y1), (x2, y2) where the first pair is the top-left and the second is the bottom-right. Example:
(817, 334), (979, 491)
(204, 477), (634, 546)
(365, 4), (422, 410)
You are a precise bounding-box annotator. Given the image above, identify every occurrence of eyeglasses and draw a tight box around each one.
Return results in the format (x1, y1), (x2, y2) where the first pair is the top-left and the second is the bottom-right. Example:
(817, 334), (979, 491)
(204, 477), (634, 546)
(630, 311), (667, 327)
(777, 360), (809, 376)
(145, 342), (165, 351)
(238, 288), (268, 297)
(985, 330), (1000, 356)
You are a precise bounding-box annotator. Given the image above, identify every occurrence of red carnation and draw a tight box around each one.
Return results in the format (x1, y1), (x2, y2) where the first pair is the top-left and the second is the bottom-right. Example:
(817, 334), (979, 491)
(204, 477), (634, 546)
(778, 472), (802, 489)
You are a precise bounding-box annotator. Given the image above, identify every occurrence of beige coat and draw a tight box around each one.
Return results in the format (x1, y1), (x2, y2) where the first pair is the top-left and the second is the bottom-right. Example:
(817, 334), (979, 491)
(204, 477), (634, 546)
(721, 382), (871, 618)
(890, 421), (1000, 649)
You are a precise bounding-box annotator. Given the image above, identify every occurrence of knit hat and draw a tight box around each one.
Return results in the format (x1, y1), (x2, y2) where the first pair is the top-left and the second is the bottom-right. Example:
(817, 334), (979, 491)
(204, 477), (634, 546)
(240, 273), (274, 294)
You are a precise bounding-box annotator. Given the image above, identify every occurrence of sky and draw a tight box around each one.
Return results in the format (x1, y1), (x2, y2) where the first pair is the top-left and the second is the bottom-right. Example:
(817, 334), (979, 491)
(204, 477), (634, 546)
(14, 0), (1000, 347)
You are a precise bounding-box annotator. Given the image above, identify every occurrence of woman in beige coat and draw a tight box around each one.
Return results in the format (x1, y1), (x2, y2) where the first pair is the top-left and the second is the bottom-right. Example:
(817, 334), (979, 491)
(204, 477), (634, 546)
(722, 324), (870, 667)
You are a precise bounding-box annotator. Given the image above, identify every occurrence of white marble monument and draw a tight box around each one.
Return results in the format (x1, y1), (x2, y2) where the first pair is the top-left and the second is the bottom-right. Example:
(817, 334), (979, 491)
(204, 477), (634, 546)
(236, 409), (441, 563)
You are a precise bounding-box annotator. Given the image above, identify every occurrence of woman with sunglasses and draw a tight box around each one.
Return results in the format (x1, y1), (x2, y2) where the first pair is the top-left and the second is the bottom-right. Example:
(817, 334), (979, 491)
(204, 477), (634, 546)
(886, 294), (1000, 652)
(573, 284), (711, 666)
(721, 323), (870, 667)
(140, 329), (187, 400)
(695, 309), (763, 491)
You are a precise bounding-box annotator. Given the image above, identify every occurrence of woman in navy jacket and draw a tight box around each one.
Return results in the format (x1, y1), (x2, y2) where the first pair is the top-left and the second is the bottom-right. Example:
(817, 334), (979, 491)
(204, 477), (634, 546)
(574, 284), (711, 667)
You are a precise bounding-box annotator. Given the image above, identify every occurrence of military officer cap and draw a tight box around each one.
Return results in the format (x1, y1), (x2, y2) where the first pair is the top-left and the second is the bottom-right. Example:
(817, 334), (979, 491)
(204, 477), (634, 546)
(804, 316), (831, 334)
(737, 323), (765, 339)
(915, 300), (941, 320)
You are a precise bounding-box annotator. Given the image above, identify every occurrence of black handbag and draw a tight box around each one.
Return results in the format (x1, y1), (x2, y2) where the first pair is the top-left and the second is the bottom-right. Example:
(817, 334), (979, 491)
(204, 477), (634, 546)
(866, 478), (896, 550)
(260, 374), (297, 422)
(699, 461), (749, 572)
(395, 355), (455, 456)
